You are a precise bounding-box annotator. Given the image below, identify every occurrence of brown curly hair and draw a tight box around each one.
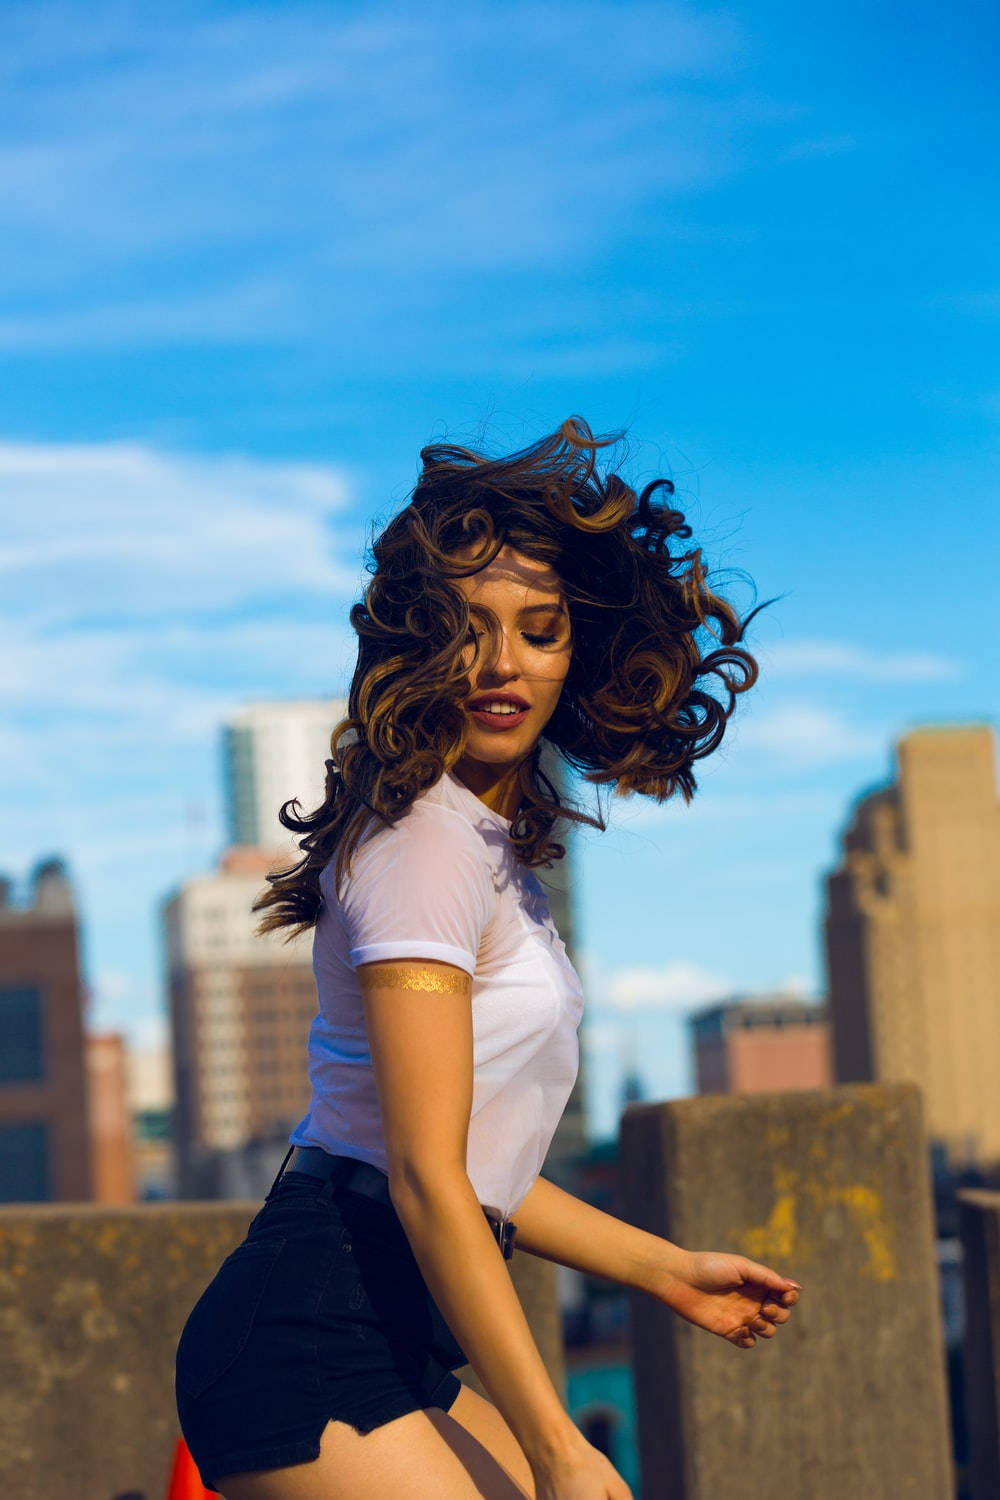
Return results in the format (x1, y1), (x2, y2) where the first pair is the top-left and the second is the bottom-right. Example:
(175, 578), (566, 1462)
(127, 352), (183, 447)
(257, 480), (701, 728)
(254, 417), (772, 937)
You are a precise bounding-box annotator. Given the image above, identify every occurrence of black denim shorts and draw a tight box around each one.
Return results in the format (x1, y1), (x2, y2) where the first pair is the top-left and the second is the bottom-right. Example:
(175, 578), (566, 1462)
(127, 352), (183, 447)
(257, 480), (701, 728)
(174, 1163), (467, 1493)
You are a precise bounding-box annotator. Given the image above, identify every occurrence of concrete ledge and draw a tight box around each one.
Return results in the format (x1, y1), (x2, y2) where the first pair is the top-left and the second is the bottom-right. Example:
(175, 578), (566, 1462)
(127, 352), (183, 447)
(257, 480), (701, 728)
(0, 1201), (563, 1500)
(620, 1082), (954, 1500)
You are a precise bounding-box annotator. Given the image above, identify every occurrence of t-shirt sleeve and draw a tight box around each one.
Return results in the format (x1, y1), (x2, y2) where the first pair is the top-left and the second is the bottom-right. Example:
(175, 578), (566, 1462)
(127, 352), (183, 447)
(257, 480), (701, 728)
(338, 806), (497, 976)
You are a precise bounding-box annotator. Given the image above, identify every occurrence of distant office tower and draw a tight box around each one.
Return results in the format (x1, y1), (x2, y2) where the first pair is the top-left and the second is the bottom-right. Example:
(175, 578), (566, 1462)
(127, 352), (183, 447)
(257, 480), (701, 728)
(690, 993), (832, 1095)
(825, 724), (1000, 1169)
(0, 860), (93, 1201)
(126, 1030), (175, 1199)
(536, 832), (589, 1168)
(536, 742), (590, 1168)
(86, 1032), (135, 1203)
(223, 699), (348, 850)
(165, 847), (316, 1194)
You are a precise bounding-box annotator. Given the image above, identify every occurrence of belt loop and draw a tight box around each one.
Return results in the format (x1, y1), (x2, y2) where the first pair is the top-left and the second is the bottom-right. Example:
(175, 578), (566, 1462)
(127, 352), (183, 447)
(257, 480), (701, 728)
(315, 1169), (339, 1204)
(265, 1143), (296, 1200)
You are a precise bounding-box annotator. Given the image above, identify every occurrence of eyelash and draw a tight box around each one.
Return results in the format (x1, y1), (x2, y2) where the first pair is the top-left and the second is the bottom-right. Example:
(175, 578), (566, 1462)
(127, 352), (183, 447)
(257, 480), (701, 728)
(468, 629), (562, 646)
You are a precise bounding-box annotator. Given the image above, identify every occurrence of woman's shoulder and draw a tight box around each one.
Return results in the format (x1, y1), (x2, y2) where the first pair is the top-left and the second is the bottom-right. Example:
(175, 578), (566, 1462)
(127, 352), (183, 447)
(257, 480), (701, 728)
(379, 770), (511, 849)
(321, 774), (499, 902)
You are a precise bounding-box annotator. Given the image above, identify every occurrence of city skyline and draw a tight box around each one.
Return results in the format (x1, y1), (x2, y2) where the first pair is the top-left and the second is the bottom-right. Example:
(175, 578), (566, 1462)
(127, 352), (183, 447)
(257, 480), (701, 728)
(2, 1), (997, 1141)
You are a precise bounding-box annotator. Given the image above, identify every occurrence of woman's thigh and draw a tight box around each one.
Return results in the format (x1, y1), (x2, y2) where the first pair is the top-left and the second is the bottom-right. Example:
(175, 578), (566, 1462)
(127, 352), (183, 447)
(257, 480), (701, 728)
(447, 1383), (535, 1496)
(214, 1393), (534, 1500)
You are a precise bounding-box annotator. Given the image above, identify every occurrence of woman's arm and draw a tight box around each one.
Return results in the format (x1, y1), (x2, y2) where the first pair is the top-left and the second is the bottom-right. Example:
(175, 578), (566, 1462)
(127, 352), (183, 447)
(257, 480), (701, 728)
(513, 1173), (802, 1349)
(509, 1172), (687, 1297)
(357, 958), (630, 1497)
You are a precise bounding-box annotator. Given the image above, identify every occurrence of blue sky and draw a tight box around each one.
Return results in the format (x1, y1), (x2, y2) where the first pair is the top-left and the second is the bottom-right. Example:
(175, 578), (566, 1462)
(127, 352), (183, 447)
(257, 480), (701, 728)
(2, 0), (997, 1139)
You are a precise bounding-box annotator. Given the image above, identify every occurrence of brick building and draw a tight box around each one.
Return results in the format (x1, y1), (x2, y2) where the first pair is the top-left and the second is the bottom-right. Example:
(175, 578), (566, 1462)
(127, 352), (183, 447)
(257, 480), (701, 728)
(165, 847), (316, 1194)
(690, 993), (832, 1096)
(0, 859), (93, 1201)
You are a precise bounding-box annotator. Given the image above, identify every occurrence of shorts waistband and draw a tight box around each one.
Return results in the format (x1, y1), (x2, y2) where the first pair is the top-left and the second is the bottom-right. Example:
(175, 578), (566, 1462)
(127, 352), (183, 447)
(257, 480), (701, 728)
(279, 1145), (518, 1260)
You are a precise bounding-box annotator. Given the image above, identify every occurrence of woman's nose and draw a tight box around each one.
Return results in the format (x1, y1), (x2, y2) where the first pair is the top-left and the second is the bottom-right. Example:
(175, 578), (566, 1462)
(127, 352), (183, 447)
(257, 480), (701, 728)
(479, 628), (519, 680)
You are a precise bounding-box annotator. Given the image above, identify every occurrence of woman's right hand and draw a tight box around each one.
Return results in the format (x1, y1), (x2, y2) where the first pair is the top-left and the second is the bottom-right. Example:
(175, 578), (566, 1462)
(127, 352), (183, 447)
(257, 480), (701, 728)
(531, 1431), (633, 1500)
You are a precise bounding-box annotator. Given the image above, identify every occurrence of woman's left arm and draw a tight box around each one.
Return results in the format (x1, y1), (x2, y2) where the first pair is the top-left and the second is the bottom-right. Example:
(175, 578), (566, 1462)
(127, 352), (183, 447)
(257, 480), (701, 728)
(512, 1172), (686, 1295)
(513, 1174), (802, 1349)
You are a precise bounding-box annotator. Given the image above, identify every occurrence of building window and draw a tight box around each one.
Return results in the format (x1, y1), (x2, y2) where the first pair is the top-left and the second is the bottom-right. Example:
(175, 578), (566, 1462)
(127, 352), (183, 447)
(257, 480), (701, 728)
(0, 985), (45, 1084)
(0, 1121), (50, 1201)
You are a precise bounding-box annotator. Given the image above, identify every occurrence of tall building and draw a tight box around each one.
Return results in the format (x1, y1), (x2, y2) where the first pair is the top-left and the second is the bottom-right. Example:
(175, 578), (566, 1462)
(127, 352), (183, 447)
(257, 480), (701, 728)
(223, 699), (347, 850)
(536, 828), (588, 1168)
(165, 847), (316, 1194)
(126, 1029), (175, 1199)
(536, 741), (590, 1169)
(825, 724), (1000, 1169)
(86, 1032), (135, 1203)
(689, 993), (832, 1095)
(0, 860), (93, 1201)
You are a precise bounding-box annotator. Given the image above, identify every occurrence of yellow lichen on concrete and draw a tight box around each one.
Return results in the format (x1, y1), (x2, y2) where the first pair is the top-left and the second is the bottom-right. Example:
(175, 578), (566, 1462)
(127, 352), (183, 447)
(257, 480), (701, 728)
(94, 1221), (123, 1257)
(728, 1153), (896, 1282)
(731, 1164), (800, 1263)
(0, 1222), (39, 1258)
(808, 1180), (897, 1281)
(83, 1304), (120, 1341)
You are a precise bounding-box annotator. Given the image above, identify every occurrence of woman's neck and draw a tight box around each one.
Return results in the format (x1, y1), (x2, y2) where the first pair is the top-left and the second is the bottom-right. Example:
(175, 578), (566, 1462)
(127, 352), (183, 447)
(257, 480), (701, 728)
(450, 757), (523, 821)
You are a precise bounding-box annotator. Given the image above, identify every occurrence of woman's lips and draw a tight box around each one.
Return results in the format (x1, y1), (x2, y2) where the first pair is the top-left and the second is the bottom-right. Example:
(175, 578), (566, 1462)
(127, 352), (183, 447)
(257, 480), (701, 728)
(466, 704), (530, 731)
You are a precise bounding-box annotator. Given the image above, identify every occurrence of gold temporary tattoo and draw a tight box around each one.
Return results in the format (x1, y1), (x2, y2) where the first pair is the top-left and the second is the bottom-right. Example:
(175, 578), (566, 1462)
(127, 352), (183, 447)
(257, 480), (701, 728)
(360, 964), (469, 994)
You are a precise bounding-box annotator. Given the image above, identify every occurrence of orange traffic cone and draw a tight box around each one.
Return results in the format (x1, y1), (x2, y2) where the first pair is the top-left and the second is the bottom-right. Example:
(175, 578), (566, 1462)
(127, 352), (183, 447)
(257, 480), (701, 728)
(164, 1436), (217, 1499)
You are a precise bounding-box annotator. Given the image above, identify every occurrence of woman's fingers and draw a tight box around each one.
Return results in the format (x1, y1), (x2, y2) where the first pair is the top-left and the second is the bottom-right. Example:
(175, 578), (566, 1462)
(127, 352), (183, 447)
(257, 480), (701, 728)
(745, 1260), (801, 1294)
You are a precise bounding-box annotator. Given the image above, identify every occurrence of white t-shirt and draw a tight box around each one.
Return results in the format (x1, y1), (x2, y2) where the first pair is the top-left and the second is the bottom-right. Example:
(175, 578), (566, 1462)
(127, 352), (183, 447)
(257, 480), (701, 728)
(289, 767), (584, 1217)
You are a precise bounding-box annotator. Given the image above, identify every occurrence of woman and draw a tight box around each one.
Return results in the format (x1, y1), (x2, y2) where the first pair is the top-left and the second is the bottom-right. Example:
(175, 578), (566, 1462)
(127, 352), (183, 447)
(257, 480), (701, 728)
(175, 419), (801, 1500)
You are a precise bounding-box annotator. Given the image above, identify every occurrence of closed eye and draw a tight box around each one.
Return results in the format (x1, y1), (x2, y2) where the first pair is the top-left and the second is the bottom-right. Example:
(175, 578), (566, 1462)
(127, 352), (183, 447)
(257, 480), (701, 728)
(523, 633), (559, 646)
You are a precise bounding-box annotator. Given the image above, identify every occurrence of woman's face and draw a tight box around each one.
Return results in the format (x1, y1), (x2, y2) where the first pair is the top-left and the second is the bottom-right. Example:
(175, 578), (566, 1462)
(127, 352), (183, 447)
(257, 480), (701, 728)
(453, 543), (572, 776)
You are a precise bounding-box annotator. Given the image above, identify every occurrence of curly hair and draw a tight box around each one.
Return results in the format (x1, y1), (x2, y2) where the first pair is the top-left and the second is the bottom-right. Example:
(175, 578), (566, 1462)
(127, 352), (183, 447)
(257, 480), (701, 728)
(254, 417), (772, 937)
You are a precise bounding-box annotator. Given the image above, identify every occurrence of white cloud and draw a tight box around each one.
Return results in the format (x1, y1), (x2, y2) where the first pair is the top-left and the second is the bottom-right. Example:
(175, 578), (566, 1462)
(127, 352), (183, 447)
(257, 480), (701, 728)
(610, 960), (733, 1014)
(0, 440), (358, 624)
(736, 703), (886, 765)
(0, 616), (354, 742)
(774, 973), (815, 998)
(579, 953), (734, 1016)
(758, 639), (962, 683)
(0, 440), (359, 859)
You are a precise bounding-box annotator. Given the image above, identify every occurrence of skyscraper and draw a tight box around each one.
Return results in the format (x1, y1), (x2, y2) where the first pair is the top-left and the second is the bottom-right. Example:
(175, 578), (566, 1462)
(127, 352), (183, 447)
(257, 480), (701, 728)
(824, 724), (1000, 1169)
(535, 818), (588, 1166)
(167, 698), (346, 1192)
(165, 847), (316, 1193)
(223, 699), (348, 850)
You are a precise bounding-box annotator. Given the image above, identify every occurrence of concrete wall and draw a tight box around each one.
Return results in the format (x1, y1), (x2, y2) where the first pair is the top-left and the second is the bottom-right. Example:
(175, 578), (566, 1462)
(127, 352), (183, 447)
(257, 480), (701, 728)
(621, 1081), (954, 1500)
(0, 1201), (563, 1500)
